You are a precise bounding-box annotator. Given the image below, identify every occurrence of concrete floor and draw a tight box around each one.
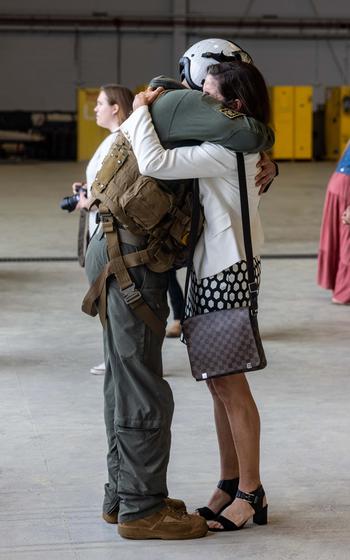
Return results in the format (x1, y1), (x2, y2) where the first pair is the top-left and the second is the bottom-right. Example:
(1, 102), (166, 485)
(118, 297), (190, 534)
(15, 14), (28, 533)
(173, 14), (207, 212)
(1, 161), (350, 559)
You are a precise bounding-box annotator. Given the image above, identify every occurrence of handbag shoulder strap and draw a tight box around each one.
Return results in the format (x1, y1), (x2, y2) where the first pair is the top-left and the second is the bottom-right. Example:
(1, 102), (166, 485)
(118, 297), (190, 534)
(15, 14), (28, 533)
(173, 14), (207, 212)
(182, 179), (200, 322)
(182, 153), (259, 322)
(236, 152), (259, 315)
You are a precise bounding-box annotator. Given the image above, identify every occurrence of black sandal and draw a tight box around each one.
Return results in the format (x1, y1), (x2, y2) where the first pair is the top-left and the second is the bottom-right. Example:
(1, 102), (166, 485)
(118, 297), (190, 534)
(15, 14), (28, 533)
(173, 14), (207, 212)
(209, 485), (268, 531)
(196, 477), (239, 521)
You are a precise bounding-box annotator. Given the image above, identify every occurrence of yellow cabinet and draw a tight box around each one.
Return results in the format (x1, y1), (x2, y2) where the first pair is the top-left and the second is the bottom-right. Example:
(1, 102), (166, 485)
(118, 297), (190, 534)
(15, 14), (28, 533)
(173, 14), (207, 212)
(270, 86), (313, 160)
(325, 86), (350, 160)
(294, 86), (313, 159)
(270, 86), (294, 159)
(77, 88), (109, 161)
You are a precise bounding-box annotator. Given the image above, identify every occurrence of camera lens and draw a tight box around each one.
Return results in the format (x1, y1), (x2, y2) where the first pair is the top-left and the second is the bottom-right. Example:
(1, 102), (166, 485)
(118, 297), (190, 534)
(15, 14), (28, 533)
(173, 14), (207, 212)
(60, 193), (80, 212)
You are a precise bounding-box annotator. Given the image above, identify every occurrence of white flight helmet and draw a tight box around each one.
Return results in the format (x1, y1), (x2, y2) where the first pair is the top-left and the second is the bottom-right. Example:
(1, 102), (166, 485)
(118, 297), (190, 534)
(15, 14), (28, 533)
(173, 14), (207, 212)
(179, 38), (253, 91)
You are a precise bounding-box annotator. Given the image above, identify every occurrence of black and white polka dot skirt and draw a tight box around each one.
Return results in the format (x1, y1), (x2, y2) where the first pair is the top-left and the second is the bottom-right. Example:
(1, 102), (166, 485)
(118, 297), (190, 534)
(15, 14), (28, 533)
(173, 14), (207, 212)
(184, 258), (261, 319)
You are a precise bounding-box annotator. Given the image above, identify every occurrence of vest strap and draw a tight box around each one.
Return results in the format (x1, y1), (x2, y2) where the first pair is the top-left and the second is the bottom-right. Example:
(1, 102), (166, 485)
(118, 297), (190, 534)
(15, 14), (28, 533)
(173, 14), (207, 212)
(82, 216), (165, 338)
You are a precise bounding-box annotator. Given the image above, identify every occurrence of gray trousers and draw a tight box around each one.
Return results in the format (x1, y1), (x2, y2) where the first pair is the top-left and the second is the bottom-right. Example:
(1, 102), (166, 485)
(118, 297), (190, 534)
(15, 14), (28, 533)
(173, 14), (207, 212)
(85, 232), (173, 522)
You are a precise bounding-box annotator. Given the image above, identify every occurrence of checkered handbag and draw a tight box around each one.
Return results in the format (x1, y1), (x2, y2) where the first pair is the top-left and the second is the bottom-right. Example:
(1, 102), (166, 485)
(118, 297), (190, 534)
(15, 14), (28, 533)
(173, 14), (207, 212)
(181, 153), (267, 381)
(182, 307), (266, 381)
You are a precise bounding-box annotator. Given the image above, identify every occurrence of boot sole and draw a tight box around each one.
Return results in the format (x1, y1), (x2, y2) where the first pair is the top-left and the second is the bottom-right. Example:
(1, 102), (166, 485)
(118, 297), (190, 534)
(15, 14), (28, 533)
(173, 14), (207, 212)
(118, 525), (208, 540)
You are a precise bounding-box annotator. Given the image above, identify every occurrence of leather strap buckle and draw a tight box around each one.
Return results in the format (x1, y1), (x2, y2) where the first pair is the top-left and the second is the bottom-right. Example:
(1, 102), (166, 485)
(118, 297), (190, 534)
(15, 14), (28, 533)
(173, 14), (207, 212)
(248, 281), (258, 294)
(99, 211), (115, 233)
(236, 489), (258, 505)
(99, 211), (113, 223)
(120, 283), (142, 307)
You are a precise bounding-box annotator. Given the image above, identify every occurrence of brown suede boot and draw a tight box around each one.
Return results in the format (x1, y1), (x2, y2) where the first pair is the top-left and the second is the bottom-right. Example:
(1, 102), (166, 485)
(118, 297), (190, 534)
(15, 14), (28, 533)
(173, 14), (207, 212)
(118, 506), (208, 540)
(103, 511), (119, 524)
(165, 497), (187, 512)
(102, 497), (187, 524)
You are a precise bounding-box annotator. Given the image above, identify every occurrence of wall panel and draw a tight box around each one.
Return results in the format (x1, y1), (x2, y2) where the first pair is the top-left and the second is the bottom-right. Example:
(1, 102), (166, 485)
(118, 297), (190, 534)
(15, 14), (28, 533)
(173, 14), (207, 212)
(188, 0), (350, 17)
(0, 32), (172, 110)
(77, 34), (121, 88)
(0, 0), (172, 15)
(120, 33), (173, 91)
(188, 0), (314, 17)
(1, 1), (350, 111)
(0, 33), (76, 110)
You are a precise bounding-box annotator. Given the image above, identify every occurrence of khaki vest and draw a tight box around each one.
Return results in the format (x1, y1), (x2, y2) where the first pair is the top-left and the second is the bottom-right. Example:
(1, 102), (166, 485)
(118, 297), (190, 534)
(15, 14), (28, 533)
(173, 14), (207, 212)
(89, 132), (201, 273)
(82, 132), (202, 337)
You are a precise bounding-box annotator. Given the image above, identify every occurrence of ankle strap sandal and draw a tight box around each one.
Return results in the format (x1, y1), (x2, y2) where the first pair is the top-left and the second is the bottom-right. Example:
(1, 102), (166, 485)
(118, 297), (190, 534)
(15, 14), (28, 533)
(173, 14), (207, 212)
(209, 484), (268, 532)
(196, 477), (239, 521)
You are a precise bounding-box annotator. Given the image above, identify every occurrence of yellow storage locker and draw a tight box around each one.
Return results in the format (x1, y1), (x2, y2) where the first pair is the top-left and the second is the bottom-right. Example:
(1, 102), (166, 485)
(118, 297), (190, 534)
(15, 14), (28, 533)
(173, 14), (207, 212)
(270, 86), (294, 159)
(325, 86), (350, 160)
(294, 86), (313, 159)
(77, 88), (109, 161)
(270, 86), (313, 160)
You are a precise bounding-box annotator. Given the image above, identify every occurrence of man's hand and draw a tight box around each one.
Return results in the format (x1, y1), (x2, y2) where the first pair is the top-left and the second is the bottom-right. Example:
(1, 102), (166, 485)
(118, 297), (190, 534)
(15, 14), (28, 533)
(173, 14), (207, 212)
(342, 205), (350, 225)
(255, 152), (278, 195)
(133, 87), (164, 111)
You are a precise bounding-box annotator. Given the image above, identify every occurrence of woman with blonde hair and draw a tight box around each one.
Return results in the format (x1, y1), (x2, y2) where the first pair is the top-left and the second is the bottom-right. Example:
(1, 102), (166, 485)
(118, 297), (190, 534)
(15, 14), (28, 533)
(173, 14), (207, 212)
(73, 84), (133, 374)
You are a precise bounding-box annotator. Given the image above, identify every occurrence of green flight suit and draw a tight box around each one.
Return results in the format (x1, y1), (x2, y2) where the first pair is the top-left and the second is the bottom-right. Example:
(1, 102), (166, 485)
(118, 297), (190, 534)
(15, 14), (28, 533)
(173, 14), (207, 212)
(84, 82), (274, 523)
(150, 86), (274, 153)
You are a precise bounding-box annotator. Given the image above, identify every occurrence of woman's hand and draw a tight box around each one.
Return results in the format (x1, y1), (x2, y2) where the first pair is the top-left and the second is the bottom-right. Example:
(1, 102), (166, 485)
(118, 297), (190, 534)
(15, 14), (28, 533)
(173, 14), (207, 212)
(76, 190), (90, 210)
(132, 87), (164, 111)
(71, 182), (89, 210)
(255, 152), (277, 194)
(72, 181), (85, 194)
(342, 205), (350, 225)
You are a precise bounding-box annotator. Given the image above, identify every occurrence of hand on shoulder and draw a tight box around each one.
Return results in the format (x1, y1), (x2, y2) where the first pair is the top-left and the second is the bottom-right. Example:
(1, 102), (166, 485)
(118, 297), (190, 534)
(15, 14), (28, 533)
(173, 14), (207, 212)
(133, 87), (164, 111)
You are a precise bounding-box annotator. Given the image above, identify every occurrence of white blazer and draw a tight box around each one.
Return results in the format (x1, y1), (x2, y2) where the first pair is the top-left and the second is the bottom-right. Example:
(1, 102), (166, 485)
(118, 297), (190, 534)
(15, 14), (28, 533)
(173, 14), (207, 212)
(121, 107), (264, 280)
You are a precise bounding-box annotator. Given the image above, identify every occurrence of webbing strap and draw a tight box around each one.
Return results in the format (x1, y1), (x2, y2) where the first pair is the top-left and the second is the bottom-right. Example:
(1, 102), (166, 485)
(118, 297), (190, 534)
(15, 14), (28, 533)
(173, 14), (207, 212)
(82, 265), (108, 321)
(106, 227), (165, 337)
(81, 216), (165, 338)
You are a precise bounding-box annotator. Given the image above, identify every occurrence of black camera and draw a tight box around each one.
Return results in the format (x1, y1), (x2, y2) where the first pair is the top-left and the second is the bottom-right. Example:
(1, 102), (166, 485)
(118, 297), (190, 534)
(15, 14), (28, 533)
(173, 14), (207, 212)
(60, 187), (87, 212)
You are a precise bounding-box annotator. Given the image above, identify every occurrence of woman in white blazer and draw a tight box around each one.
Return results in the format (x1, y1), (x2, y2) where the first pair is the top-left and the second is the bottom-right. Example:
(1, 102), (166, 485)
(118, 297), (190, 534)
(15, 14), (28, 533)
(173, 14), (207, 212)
(121, 61), (271, 532)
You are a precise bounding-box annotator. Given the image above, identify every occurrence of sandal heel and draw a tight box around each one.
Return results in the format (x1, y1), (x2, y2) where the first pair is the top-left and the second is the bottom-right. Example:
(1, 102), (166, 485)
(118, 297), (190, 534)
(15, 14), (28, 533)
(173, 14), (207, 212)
(253, 504), (268, 525)
(209, 485), (268, 532)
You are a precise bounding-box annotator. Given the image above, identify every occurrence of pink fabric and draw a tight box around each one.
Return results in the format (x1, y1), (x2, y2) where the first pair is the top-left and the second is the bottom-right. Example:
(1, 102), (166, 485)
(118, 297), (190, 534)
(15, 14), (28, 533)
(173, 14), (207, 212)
(317, 172), (350, 303)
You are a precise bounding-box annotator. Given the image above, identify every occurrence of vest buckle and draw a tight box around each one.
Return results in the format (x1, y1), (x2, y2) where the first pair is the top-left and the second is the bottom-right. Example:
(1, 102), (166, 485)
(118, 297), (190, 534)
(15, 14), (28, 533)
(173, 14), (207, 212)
(120, 283), (142, 307)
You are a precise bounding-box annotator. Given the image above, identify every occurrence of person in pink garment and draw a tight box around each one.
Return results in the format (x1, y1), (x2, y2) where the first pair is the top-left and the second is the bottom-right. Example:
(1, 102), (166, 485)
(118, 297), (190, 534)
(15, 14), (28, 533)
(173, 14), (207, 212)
(318, 140), (350, 304)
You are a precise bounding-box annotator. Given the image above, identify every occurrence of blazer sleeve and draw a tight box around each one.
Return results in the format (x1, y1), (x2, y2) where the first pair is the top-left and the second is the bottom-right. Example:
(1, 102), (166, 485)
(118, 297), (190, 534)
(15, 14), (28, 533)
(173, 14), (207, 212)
(120, 106), (236, 180)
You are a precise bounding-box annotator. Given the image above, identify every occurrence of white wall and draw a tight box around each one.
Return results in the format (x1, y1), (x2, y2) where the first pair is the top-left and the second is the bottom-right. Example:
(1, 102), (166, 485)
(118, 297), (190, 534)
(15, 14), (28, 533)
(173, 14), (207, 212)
(0, 0), (350, 110)
(0, 0), (172, 15)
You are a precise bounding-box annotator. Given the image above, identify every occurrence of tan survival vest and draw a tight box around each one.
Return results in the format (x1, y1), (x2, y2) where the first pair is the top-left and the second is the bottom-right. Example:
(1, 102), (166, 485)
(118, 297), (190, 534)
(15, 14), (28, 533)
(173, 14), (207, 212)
(81, 132), (202, 336)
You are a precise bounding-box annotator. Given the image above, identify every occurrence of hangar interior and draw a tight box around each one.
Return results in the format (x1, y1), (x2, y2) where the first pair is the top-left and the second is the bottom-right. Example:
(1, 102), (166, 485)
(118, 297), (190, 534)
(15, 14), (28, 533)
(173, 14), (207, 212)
(1, 1), (350, 559)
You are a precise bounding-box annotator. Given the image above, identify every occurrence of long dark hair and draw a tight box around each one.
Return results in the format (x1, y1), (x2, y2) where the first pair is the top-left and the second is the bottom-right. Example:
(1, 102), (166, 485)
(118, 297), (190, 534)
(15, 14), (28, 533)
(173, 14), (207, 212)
(100, 84), (134, 124)
(207, 61), (270, 125)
